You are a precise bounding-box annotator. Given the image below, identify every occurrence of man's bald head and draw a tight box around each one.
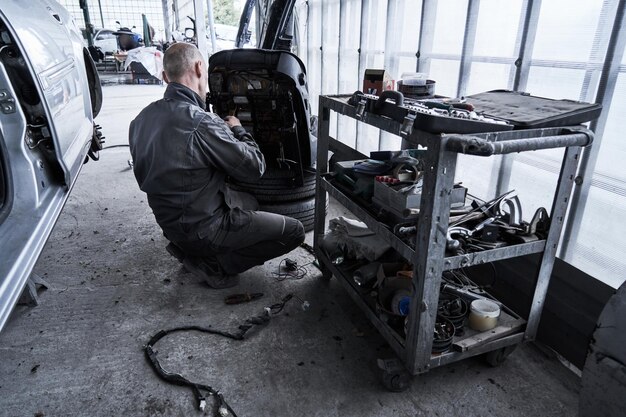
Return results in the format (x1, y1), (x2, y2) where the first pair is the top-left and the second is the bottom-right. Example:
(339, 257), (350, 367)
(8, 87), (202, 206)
(163, 43), (204, 82)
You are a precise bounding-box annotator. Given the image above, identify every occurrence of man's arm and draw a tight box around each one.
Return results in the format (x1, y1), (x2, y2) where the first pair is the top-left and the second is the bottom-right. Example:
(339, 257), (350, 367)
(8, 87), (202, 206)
(195, 114), (266, 182)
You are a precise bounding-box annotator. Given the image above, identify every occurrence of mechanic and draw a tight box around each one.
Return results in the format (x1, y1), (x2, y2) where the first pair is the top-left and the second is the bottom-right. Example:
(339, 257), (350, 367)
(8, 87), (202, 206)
(129, 43), (305, 289)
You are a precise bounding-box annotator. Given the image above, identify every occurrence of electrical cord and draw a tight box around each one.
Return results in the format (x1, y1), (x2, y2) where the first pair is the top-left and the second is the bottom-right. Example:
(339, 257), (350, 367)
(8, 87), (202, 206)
(144, 294), (295, 416)
(101, 144), (130, 149)
(272, 258), (315, 281)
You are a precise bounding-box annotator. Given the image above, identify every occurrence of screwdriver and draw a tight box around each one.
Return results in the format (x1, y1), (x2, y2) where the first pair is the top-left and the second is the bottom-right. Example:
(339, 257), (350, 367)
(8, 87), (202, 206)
(224, 292), (264, 305)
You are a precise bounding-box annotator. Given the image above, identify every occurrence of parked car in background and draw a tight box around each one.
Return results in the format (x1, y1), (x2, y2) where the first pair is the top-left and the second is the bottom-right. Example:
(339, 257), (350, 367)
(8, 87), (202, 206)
(0, 0), (102, 332)
(213, 23), (238, 50)
(93, 28), (119, 55)
(80, 28), (119, 57)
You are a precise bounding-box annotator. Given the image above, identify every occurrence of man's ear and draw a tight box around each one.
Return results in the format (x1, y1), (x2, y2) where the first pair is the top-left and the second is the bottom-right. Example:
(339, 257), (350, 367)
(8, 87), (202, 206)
(162, 71), (169, 83)
(194, 60), (203, 78)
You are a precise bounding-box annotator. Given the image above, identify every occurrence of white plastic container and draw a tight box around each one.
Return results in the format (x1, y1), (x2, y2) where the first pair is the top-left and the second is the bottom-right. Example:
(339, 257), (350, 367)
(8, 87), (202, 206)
(469, 299), (501, 331)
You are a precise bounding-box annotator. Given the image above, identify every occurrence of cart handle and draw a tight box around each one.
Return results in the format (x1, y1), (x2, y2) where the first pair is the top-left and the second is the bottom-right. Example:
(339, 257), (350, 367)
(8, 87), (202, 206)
(444, 127), (594, 156)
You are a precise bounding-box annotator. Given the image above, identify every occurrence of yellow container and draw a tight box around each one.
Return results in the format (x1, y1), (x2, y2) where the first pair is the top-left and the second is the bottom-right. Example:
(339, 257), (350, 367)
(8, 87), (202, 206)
(469, 299), (501, 331)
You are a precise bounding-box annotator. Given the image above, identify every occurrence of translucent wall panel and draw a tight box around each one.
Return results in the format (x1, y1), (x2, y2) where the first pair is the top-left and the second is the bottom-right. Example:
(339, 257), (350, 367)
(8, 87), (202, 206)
(473, 0), (523, 57)
(526, 67), (587, 100)
(431, 0), (468, 55)
(306, 0), (323, 115)
(454, 155), (500, 201)
(358, 0), (388, 81)
(397, 57), (419, 78)
(532, 0), (605, 62)
(398, 1), (422, 52)
(428, 59), (460, 97)
(58, 0), (166, 37)
(321, 0), (340, 96)
(356, 0), (388, 153)
(565, 186), (626, 289)
(356, 125), (382, 156)
(466, 62), (512, 95)
(384, 0), (422, 79)
(337, 0), (362, 148)
(595, 74), (626, 175)
(564, 72), (626, 288)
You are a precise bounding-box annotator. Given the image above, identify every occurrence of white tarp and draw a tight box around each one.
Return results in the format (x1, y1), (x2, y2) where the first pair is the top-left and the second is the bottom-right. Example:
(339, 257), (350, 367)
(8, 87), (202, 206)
(123, 47), (163, 79)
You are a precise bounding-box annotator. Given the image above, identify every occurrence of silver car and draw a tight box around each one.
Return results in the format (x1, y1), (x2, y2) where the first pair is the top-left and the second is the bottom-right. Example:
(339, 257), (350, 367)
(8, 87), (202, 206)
(0, 0), (102, 331)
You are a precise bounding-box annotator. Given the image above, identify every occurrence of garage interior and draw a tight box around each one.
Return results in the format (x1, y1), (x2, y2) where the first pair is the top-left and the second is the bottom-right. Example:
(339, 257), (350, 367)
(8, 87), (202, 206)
(1, 0), (625, 416)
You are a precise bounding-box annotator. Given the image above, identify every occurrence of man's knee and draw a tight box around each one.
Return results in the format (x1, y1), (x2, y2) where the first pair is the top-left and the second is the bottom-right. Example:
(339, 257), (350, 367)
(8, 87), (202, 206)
(285, 217), (305, 247)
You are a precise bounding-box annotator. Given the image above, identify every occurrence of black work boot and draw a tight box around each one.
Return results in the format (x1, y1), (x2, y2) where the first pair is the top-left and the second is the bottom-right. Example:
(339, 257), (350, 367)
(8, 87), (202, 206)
(165, 242), (186, 263)
(182, 257), (239, 289)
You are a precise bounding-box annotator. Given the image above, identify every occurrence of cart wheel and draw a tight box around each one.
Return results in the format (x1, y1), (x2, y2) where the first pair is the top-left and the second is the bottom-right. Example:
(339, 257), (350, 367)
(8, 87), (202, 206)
(320, 264), (332, 282)
(377, 358), (412, 392)
(484, 345), (517, 367)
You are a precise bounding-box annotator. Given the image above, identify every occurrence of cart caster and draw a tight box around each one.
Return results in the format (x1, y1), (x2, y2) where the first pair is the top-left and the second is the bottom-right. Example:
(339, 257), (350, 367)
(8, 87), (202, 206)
(320, 264), (333, 282)
(484, 345), (517, 367)
(377, 358), (412, 392)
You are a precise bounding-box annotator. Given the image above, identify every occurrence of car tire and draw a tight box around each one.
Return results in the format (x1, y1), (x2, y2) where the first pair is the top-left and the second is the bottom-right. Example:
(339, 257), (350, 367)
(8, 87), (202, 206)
(229, 169), (317, 203)
(259, 195), (328, 232)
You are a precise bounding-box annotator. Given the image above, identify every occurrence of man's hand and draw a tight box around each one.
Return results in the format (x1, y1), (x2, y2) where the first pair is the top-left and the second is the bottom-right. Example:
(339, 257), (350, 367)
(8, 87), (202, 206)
(223, 116), (242, 128)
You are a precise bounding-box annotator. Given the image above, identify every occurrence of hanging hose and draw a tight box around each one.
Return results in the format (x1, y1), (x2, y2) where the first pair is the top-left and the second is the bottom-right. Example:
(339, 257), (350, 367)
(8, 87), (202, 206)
(144, 294), (295, 416)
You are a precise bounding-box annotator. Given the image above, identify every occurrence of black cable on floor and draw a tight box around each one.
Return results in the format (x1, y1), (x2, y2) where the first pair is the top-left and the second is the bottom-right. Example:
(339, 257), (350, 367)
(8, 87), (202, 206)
(101, 144), (131, 149)
(144, 294), (294, 416)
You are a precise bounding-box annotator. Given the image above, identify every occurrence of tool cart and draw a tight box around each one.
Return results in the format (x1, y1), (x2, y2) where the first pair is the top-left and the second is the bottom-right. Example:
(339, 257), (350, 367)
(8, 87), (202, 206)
(312, 93), (596, 390)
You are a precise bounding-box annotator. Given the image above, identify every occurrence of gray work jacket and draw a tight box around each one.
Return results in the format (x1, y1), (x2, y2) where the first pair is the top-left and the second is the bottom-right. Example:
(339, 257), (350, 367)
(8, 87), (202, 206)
(129, 82), (265, 241)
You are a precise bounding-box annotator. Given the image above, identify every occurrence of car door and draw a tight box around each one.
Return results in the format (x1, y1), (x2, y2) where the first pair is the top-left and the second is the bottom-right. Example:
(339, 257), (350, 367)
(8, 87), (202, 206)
(1, 0), (95, 187)
(0, 0), (99, 331)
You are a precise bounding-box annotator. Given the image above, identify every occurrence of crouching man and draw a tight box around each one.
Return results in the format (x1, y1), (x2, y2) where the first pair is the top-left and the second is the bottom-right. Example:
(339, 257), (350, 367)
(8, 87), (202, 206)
(129, 43), (305, 288)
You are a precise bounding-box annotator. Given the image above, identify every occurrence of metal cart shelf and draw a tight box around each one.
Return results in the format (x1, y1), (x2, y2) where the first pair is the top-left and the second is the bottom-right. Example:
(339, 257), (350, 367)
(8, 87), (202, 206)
(312, 94), (593, 383)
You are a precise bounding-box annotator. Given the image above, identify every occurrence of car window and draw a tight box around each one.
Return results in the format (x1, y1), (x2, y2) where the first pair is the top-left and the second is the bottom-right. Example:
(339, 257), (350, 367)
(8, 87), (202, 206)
(96, 31), (116, 40)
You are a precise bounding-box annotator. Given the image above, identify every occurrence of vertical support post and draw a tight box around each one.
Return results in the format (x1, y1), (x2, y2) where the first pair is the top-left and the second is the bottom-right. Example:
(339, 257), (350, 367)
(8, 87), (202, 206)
(193, 0), (208, 62)
(525, 146), (582, 340)
(256, 0), (263, 47)
(336, 0), (343, 94)
(97, 0), (105, 28)
(79, 0), (94, 47)
(142, 14), (152, 47)
(206, 0), (218, 54)
(173, 0), (181, 31)
(560, 0), (626, 259)
(355, 0), (369, 150)
(493, 0), (542, 197)
(512, 0), (541, 92)
(313, 99), (330, 275)
(456, 0), (480, 97)
(162, 0), (172, 42)
(579, 0), (616, 103)
(406, 134), (458, 374)
(416, 0), (437, 75)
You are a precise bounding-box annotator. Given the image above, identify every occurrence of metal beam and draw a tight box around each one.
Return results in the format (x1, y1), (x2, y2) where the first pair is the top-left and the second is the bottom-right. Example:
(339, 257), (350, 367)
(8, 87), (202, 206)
(206, 0), (217, 53)
(193, 0), (208, 62)
(416, 0), (437, 75)
(161, 0), (172, 42)
(97, 0), (105, 28)
(579, 0), (617, 103)
(513, 0), (541, 92)
(493, 0), (542, 198)
(457, 0), (480, 97)
(79, 0), (94, 47)
(173, 0), (180, 31)
(355, 0), (370, 151)
(560, 0), (626, 258)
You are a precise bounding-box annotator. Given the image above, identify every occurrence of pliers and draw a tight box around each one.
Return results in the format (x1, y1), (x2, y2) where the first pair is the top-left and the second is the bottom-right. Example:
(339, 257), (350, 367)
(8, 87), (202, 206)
(224, 292), (264, 305)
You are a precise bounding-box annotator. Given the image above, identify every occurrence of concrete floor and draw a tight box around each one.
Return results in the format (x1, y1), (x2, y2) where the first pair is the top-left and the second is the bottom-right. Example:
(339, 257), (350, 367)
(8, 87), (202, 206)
(0, 85), (581, 417)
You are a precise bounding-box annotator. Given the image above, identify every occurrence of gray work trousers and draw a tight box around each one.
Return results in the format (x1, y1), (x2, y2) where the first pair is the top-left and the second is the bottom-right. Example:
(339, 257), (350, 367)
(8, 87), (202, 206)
(175, 208), (305, 275)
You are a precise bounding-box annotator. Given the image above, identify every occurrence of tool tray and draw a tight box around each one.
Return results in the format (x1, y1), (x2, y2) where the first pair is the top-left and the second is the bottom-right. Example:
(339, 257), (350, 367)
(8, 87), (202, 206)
(466, 90), (602, 129)
(359, 91), (513, 135)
